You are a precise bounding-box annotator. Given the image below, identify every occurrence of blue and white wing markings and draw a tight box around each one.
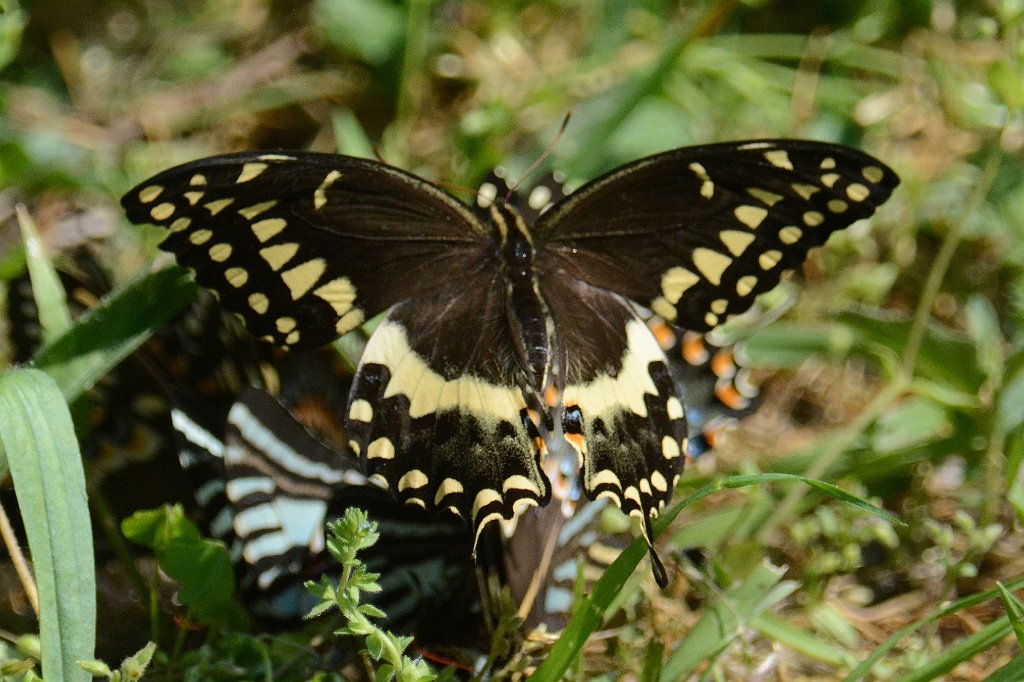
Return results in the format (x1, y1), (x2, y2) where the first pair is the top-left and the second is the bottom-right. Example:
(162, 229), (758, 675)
(223, 387), (363, 589)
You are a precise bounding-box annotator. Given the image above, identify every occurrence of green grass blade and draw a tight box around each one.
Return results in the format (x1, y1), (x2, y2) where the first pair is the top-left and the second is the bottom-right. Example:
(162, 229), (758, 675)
(894, 616), (1011, 682)
(17, 205), (71, 343)
(529, 473), (899, 680)
(0, 368), (94, 682)
(659, 561), (796, 681)
(996, 581), (1024, 646)
(981, 655), (1024, 682)
(31, 267), (196, 401)
(751, 613), (856, 668)
(843, 575), (1024, 681)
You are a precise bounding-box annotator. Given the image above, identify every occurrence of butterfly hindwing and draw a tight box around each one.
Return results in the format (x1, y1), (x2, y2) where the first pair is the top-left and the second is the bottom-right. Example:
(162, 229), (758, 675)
(345, 280), (552, 546)
(223, 387), (361, 590)
(536, 140), (899, 331)
(647, 320), (760, 457)
(542, 278), (683, 579)
(122, 152), (488, 348)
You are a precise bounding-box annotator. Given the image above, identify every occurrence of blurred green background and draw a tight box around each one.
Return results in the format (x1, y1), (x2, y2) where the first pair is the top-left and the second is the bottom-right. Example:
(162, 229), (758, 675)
(1, 0), (1024, 680)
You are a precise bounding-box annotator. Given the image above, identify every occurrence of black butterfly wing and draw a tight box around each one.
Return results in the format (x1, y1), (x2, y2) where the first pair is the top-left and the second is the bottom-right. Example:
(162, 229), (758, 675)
(122, 151), (488, 348)
(542, 278), (683, 581)
(345, 270), (552, 548)
(221, 387), (360, 592)
(535, 140), (899, 332)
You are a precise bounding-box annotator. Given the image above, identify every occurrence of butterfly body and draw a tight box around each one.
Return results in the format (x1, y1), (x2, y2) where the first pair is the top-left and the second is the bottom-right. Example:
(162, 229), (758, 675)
(123, 140), (899, 584)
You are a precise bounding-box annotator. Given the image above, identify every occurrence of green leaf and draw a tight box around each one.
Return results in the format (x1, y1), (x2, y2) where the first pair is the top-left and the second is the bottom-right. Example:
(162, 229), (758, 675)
(741, 323), (837, 369)
(116, 641), (156, 680)
(996, 582), (1024, 647)
(870, 397), (952, 453)
(365, 631), (386, 660)
(752, 612), (855, 668)
(122, 506), (246, 630)
(0, 0), (26, 71)
(998, 364), (1024, 435)
(121, 505), (201, 549)
(161, 536), (237, 616)
(0, 368), (94, 682)
(18, 205), (72, 344)
(32, 267), (197, 401)
(78, 659), (113, 677)
(332, 108), (376, 159)
(963, 294), (1004, 381)
(836, 310), (986, 393)
(314, 0), (405, 65)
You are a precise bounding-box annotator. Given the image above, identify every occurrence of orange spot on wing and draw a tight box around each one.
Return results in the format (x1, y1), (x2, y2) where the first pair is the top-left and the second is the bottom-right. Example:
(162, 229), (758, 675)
(649, 320), (676, 350)
(682, 332), (709, 364)
(714, 381), (748, 411)
(710, 348), (736, 378)
(544, 385), (560, 408)
(565, 432), (585, 450)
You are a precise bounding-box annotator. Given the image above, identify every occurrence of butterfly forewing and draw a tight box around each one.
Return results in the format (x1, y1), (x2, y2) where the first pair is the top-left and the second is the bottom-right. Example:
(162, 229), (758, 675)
(122, 152), (487, 348)
(535, 140), (899, 332)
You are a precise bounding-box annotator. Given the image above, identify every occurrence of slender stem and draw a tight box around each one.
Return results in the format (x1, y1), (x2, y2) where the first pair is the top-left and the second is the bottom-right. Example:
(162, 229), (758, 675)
(901, 150), (1002, 376)
(756, 379), (906, 543)
(389, 0), (433, 166)
(0, 499), (38, 616)
(87, 486), (149, 608)
(758, 143), (1002, 541)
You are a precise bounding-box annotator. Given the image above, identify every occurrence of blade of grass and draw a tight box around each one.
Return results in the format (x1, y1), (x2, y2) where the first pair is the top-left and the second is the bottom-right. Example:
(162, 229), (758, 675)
(528, 473), (899, 681)
(659, 560), (797, 681)
(982, 655), (1024, 682)
(751, 612), (856, 668)
(17, 205), (71, 343)
(31, 267), (196, 401)
(996, 581), (1024, 646)
(0, 368), (94, 682)
(895, 615), (1012, 682)
(843, 575), (1024, 681)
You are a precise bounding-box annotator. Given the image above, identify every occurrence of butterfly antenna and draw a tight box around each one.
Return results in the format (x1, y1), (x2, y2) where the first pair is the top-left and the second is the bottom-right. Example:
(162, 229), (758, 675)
(507, 112), (572, 198)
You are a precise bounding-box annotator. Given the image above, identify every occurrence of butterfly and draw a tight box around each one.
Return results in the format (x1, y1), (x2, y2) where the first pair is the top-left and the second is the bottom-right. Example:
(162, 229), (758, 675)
(122, 140), (899, 586)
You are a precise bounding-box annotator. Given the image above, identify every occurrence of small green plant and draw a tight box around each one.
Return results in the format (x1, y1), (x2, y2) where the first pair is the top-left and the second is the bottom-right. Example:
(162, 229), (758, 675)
(305, 508), (436, 682)
(79, 642), (156, 681)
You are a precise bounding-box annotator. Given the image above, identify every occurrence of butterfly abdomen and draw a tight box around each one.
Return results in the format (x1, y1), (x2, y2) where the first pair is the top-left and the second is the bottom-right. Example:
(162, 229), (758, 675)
(490, 200), (553, 394)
